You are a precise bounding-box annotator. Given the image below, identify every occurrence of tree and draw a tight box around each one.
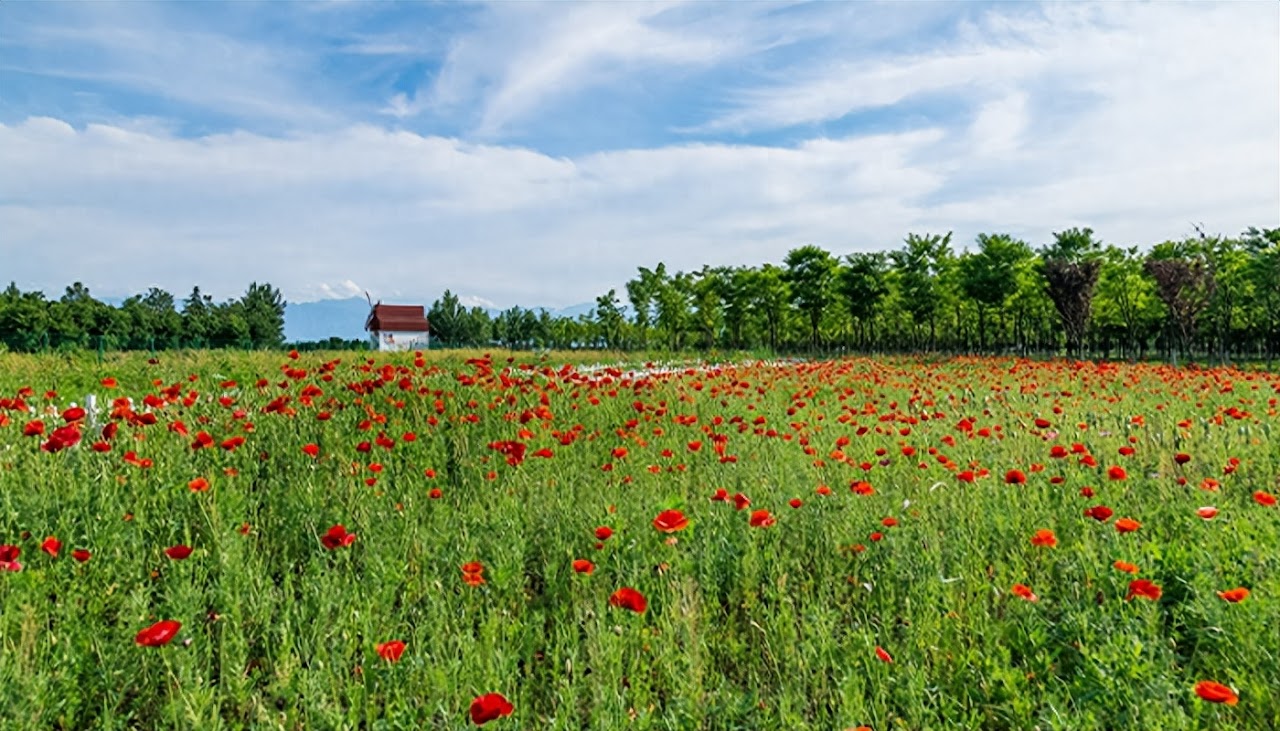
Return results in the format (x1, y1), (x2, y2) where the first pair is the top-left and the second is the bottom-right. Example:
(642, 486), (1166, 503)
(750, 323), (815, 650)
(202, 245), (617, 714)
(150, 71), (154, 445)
(890, 232), (953, 350)
(748, 264), (790, 352)
(240, 282), (286, 349)
(1040, 227), (1102, 357)
(836, 253), (889, 349)
(428, 290), (466, 346)
(717, 266), (754, 350)
(784, 245), (838, 349)
(689, 266), (723, 350)
(1242, 227), (1280, 366)
(1094, 246), (1162, 360)
(626, 265), (665, 349)
(957, 234), (1031, 352)
(594, 290), (626, 350)
(1145, 240), (1217, 363)
(0, 283), (51, 351)
(182, 286), (216, 345)
(654, 270), (691, 351)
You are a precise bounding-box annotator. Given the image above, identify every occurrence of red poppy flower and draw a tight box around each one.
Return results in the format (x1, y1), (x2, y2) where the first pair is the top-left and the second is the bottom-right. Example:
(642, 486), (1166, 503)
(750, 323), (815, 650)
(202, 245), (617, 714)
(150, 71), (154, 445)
(789, 498), (803, 509)
(1011, 583), (1039, 602)
(1254, 490), (1277, 507)
(1030, 529), (1057, 547)
(469, 692), (514, 725)
(1217, 587), (1249, 603)
(165, 544), (193, 560)
(881, 516), (898, 527)
(1004, 469), (1027, 485)
(41, 536), (61, 558)
(36, 421), (78, 453)
(572, 559), (594, 574)
(732, 493), (751, 510)
(188, 477), (210, 492)
(1174, 453), (1191, 465)
(869, 531), (884, 542)
(428, 488), (443, 499)
(376, 640), (406, 662)
(1126, 579), (1162, 601)
(62, 406), (86, 423)
(609, 587), (648, 613)
(1197, 506), (1218, 519)
(302, 443), (320, 457)
(320, 524), (356, 549)
(191, 431), (214, 450)
(135, 620), (181, 647)
(710, 488), (729, 501)
(1107, 466), (1127, 481)
(956, 470), (975, 483)
(1113, 560), (1139, 574)
(875, 646), (893, 663)
(101, 377), (118, 389)
(652, 510), (689, 533)
(72, 549), (91, 563)
(1194, 680), (1238, 705)
(594, 526), (613, 540)
(1115, 518), (1141, 533)
(749, 509), (775, 528)
(1083, 505), (1114, 522)
(22, 420), (44, 437)
(0, 544), (22, 572)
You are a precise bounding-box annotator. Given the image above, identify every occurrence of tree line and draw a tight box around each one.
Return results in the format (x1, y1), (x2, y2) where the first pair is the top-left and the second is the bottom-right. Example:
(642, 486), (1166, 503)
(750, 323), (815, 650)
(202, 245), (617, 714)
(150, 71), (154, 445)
(4, 225), (1276, 364)
(430, 226), (1279, 366)
(0, 282), (288, 352)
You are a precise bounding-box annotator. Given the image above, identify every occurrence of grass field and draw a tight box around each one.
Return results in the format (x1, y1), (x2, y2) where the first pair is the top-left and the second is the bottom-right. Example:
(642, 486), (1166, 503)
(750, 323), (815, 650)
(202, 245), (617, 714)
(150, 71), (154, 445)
(0, 350), (1277, 730)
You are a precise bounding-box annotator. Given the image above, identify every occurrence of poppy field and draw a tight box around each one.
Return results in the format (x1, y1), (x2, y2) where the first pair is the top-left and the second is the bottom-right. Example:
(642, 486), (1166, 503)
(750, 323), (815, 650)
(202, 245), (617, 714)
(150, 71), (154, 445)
(0, 350), (1278, 730)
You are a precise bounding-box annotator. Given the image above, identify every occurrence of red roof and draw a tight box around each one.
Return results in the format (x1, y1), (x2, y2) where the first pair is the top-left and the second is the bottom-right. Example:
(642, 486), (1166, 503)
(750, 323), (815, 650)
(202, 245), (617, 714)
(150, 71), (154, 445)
(365, 304), (430, 332)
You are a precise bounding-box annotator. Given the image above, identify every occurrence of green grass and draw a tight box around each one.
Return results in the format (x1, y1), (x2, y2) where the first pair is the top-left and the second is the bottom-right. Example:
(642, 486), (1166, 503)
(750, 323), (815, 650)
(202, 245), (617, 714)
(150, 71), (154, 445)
(0, 352), (1277, 729)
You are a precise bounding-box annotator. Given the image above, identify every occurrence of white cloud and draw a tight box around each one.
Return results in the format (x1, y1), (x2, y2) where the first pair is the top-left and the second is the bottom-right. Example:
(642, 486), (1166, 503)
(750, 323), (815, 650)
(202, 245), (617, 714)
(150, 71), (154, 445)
(397, 2), (760, 134)
(1, 2), (1276, 310)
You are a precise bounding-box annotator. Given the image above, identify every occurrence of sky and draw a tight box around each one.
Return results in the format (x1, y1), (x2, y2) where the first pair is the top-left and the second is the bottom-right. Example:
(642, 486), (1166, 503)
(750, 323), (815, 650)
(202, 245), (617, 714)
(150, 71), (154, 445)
(1, 1), (1277, 310)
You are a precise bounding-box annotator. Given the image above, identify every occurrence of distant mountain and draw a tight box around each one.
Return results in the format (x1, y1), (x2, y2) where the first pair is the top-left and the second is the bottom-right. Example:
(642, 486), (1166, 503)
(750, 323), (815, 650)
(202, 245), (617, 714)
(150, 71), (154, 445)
(285, 297), (371, 343)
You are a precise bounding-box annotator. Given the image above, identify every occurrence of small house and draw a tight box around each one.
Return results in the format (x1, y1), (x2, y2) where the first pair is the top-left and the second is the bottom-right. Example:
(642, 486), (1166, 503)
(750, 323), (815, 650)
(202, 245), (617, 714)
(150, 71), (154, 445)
(365, 303), (430, 352)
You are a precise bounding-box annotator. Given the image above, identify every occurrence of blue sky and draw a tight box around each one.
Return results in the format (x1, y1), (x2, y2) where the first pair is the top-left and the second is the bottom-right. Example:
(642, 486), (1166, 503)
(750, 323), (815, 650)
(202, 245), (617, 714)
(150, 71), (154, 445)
(1, 1), (1277, 309)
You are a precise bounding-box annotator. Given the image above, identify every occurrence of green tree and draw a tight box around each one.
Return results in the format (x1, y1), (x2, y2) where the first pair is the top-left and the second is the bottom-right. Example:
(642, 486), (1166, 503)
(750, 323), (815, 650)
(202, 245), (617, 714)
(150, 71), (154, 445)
(182, 286), (216, 346)
(240, 282), (286, 349)
(594, 290), (626, 350)
(748, 264), (790, 353)
(783, 245), (838, 350)
(836, 253), (889, 350)
(890, 232), (953, 350)
(957, 234), (1031, 352)
(717, 266), (755, 350)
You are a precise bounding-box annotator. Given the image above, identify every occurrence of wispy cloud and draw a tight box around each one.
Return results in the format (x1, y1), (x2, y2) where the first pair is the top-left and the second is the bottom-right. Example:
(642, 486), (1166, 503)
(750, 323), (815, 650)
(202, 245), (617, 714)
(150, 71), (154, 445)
(0, 2), (1275, 308)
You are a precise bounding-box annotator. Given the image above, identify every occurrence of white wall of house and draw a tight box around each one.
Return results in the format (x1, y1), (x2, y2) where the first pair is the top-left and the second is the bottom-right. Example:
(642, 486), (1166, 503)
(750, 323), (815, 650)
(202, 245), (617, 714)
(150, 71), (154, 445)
(371, 330), (430, 352)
